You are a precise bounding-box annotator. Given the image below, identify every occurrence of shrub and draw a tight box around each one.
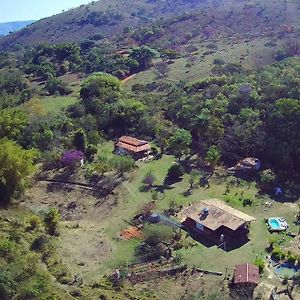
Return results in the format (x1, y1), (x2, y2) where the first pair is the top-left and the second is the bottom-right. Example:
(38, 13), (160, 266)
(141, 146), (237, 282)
(271, 247), (285, 260)
(0, 239), (16, 262)
(213, 58), (225, 65)
(45, 78), (71, 95)
(44, 208), (61, 236)
(31, 235), (49, 251)
(28, 215), (41, 230)
(242, 198), (253, 207)
(86, 145), (98, 162)
(254, 257), (265, 274)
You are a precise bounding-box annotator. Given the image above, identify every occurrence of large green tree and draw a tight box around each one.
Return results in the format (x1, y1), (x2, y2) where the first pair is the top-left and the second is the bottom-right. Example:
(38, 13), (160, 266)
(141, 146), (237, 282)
(130, 46), (159, 70)
(0, 138), (37, 204)
(80, 72), (121, 102)
(167, 128), (192, 160)
(0, 109), (28, 141)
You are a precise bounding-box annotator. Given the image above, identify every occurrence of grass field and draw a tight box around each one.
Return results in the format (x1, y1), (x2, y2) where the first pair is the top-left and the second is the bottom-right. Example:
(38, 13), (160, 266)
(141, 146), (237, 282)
(21, 140), (300, 298)
(87, 143), (299, 278)
(37, 95), (79, 114)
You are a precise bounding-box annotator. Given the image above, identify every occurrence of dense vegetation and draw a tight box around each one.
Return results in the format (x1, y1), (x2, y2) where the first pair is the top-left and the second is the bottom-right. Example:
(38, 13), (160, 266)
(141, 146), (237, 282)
(0, 0), (300, 298)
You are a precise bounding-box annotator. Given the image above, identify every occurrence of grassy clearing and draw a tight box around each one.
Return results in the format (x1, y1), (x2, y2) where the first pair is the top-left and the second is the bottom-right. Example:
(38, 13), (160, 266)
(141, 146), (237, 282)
(123, 37), (278, 90)
(38, 95), (78, 114)
(96, 145), (298, 275)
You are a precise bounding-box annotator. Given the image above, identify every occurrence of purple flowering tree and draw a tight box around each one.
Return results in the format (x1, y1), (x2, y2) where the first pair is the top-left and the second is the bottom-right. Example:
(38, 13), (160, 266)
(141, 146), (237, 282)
(61, 150), (84, 168)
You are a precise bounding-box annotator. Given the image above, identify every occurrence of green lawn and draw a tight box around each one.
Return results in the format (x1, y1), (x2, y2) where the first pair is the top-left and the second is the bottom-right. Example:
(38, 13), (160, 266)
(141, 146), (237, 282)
(39, 95), (78, 114)
(98, 149), (298, 275)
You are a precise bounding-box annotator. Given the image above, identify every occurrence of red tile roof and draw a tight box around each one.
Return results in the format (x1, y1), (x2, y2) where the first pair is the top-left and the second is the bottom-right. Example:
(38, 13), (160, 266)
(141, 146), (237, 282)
(116, 136), (150, 153)
(234, 263), (259, 285)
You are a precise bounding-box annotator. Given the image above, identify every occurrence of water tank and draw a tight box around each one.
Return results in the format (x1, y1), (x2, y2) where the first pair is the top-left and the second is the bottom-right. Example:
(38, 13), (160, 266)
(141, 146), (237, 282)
(149, 213), (160, 223)
(202, 208), (210, 214)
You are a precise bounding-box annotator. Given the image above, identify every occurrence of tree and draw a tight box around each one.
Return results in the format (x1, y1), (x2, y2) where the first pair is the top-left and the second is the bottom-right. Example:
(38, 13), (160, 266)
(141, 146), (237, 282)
(189, 170), (199, 189)
(166, 163), (184, 181)
(80, 72), (121, 104)
(61, 150), (84, 168)
(45, 78), (70, 95)
(155, 119), (174, 155)
(73, 129), (87, 152)
(161, 49), (180, 62)
(0, 138), (37, 205)
(155, 61), (169, 78)
(254, 257), (265, 274)
(112, 155), (135, 176)
(206, 145), (221, 170)
(259, 169), (276, 191)
(130, 46), (159, 70)
(142, 171), (156, 188)
(44, 208), (61, 235)
(0, 109), (28, 142)
(167, 128), (192, 160)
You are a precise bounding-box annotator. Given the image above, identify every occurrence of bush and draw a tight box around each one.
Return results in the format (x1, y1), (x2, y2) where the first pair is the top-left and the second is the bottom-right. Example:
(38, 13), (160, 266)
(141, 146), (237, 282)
(44, 208), (61, 236)
(28, 215), (41, 230)
(242, 198), (253, 207)
(86, 145), (98, 162)
(0, 240), (16, 262)
(45, 78), (71, 95)
(254, 257), (265, 274)
(271, 247), (285, 261)
(31, 235), (49, 251)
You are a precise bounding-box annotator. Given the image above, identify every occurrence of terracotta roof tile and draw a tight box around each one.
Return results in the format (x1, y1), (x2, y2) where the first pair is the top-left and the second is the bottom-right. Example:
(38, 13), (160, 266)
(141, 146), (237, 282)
(116, 136), (150, 153)
(234, 263), (259, 285)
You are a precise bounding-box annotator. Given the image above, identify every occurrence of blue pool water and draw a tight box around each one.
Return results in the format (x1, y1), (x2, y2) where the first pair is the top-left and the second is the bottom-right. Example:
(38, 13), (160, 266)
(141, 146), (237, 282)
(275, 262), (300, 279)
(268, 218), (282, 230)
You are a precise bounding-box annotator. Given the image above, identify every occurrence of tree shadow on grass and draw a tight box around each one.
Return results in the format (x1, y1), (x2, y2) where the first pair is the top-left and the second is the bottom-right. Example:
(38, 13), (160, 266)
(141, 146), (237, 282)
(153, 184), (174, 194)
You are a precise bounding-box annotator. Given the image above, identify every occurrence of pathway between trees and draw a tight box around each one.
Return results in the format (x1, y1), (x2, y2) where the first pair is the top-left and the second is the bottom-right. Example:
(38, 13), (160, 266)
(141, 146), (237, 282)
(121, 73), (136, 85)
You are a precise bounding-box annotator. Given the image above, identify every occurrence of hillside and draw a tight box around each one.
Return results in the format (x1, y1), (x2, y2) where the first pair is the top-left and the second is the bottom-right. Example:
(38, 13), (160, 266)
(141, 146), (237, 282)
(1, 0), (300, 299)
(0, 0), (299, 50)
(0, 20), (35, 36)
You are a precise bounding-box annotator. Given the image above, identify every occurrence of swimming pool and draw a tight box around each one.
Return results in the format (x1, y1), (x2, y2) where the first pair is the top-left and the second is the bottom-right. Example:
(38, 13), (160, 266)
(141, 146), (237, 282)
(268, 218), (288, 231)
(275, 262), (300, 279)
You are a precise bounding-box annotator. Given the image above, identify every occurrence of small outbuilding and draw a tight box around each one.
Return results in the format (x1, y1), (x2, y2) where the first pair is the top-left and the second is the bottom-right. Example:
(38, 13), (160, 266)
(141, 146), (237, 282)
(115, 136), (151, 160)
(233, 263), (259, 297)
(236, 157), (261, 172)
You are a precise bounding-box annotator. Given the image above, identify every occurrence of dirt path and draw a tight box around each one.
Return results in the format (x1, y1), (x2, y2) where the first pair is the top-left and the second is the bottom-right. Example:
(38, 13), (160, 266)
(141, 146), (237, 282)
(121, 73), (136, 85)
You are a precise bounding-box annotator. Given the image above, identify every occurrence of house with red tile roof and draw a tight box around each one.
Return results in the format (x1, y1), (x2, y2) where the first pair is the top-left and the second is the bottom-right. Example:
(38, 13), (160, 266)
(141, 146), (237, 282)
(115, 136), (151, 160)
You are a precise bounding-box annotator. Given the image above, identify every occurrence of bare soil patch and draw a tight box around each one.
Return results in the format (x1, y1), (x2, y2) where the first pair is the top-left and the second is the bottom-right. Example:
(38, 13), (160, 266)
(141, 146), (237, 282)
(120, 226), (142, 240)
(24, 181), (117, 221)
